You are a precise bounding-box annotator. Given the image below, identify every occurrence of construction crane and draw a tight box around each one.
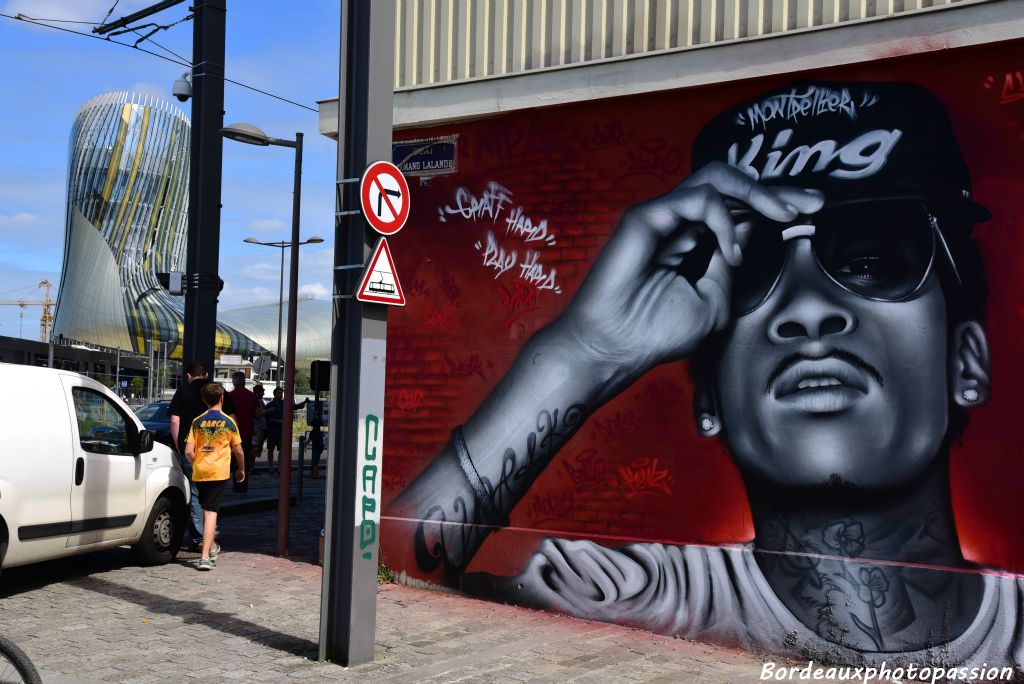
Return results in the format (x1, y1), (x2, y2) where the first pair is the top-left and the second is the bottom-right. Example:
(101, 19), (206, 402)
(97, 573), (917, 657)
(0, 280), (54, 341)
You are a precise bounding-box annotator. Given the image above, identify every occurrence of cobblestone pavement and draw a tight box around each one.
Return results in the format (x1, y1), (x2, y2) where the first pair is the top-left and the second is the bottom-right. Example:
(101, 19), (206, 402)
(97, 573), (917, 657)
(0, 467), (777, 683)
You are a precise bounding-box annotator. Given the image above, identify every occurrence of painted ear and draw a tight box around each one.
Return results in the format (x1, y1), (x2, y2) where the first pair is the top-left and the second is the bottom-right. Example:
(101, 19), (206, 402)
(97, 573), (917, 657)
(950, 321), (991, 408)
(692, 384), (722, 438)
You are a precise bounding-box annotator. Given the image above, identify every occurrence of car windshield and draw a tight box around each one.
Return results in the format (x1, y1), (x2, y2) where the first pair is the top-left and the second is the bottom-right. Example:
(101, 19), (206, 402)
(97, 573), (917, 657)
(135, 403), (167, 421)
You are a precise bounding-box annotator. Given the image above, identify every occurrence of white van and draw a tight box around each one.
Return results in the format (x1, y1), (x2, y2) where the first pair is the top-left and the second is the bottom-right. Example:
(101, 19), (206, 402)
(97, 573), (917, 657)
(0, 364), (190, 573)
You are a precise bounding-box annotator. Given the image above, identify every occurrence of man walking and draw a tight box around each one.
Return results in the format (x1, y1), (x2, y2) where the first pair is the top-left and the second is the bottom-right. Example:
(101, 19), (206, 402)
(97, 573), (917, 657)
(228, 371), (258, 493)
(169, 361), (235, 550)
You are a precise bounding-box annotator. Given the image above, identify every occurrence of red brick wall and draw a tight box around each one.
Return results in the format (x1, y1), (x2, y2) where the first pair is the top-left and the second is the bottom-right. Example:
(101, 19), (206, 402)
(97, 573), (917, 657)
(380, 39), (1024, 578)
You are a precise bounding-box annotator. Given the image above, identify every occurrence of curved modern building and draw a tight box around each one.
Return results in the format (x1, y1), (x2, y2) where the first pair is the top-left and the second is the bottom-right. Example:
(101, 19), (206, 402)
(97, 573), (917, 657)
(53, 92), (329, 365)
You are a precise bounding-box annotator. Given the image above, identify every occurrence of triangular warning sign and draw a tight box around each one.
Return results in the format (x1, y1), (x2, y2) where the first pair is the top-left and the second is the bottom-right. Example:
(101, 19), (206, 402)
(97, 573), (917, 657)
(355, 238), (406, 306)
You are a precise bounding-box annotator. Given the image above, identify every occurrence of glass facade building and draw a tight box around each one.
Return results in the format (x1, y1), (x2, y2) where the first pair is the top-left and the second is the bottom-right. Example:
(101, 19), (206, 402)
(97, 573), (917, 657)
(53, 92), (329, 365)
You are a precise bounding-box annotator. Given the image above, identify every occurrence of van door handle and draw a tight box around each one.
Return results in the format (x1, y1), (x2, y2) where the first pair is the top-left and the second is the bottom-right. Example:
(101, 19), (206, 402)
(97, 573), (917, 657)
(75, 457), (84, 486)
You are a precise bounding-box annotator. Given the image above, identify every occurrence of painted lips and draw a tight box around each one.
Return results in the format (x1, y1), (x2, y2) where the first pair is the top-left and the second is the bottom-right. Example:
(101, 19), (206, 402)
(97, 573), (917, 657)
(772, 358), (871, 412)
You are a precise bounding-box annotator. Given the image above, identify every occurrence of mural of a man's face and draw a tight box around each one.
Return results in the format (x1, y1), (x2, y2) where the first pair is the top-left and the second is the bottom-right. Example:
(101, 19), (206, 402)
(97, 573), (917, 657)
(687, 81), (993, 492)
(711, 204), (952, 490)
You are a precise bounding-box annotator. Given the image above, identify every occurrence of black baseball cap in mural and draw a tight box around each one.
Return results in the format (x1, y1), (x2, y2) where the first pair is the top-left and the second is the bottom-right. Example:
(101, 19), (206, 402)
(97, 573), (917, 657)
(691, 81), (990, 224)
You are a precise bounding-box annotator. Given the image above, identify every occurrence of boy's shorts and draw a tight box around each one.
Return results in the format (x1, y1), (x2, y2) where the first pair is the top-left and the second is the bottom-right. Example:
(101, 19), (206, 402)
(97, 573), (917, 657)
(195, 479), (229, 512)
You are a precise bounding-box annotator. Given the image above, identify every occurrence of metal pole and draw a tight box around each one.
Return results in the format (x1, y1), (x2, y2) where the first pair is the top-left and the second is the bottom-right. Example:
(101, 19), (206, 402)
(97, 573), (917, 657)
(182, 0), (226, 373)
(115, 348), (120, 396)
(276, 244), (285, 388)
(297, 434), (305, 502)
(278, 133), (303, 556)
(147, 341), (154, 403)
(319, 0), (394, 666)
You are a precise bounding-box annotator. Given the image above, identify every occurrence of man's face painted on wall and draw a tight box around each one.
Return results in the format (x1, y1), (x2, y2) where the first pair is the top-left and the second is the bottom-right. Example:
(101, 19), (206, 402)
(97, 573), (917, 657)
(688, 81), (990, 491)
(713, 208), (950, 490)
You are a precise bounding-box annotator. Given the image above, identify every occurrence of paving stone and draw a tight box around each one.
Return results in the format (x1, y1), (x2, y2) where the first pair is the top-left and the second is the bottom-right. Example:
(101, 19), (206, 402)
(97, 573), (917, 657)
(0, 472), (776, 682)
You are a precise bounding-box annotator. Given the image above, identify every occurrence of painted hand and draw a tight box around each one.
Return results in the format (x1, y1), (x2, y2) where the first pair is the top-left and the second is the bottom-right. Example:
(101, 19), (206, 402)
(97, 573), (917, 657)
(560, 162), (823, 377)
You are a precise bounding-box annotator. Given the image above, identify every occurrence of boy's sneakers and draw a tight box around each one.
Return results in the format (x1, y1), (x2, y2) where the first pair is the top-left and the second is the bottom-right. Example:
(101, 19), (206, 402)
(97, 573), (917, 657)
(210, 542), (221, 560)
(197, 558), (216, 571)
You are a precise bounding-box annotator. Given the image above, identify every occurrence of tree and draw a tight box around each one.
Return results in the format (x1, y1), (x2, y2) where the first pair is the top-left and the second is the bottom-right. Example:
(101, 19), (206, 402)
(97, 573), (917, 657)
(293, 368), (311, 394)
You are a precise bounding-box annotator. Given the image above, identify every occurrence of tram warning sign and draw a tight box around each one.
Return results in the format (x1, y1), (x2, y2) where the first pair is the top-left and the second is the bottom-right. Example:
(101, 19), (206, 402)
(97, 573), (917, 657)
(360, 161), (410, 235)
(355, 238), (406, 306)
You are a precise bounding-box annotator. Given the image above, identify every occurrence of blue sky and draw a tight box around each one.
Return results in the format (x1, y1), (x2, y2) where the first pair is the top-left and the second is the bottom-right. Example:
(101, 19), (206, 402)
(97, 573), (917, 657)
(0, 0), (339, 340)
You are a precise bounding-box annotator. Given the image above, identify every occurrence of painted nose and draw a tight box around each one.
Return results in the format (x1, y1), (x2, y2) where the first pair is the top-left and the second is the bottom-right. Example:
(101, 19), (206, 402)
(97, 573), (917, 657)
(766, 240), (856, 344)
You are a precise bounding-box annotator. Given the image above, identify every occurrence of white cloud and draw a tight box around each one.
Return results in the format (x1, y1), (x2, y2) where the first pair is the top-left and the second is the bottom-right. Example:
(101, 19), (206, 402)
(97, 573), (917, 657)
(302, 247), (335, 269)
(219, 283), (276, 309)
(239, 262), (283, 282)
(298, 282), (328, 299)
(245, 218), (287, 234)
(0, 212), (43, 227)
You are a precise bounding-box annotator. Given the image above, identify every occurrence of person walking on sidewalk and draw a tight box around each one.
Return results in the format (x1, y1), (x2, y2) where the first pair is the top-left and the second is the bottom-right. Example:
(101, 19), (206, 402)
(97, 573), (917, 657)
(250, 383), (268, 473)
(228, 372), (258, 493)
(185, 382), (245, 570)
(169, 361), (236, 549)
(261, 387), (308, 474)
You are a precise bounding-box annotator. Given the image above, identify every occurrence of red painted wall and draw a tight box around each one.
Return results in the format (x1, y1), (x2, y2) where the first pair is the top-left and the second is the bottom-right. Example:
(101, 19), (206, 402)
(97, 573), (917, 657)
(380, 40), (1024, 578)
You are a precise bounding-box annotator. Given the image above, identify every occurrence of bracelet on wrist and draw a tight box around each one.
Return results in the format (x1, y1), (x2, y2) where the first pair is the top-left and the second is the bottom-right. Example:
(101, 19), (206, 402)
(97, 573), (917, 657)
(452, 425), (508, 527)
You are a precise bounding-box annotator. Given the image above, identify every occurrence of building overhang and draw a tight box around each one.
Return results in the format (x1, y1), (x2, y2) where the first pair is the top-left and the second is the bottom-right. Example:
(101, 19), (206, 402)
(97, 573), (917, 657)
(318, 0), (1024, 138)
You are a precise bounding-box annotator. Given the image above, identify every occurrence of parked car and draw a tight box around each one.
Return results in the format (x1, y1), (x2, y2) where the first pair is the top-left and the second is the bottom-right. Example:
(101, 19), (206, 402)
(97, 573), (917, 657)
(134, 400), (173, 448)
(0, 364), (190, 574)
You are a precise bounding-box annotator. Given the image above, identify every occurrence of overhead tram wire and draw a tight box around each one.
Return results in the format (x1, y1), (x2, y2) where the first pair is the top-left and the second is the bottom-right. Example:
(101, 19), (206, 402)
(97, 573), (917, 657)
(1, 12), (318, 113)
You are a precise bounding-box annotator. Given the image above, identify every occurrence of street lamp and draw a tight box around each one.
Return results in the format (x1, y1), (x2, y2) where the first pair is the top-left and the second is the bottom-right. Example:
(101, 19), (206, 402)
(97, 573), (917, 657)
(242, 235), (324, 388)
(225, 121), (319, 557)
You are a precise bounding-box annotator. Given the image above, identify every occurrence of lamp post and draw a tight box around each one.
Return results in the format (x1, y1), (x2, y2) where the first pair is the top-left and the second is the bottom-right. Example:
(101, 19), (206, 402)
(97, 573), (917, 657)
(226, 121), (322, 557)
(241, 235), (323, 388)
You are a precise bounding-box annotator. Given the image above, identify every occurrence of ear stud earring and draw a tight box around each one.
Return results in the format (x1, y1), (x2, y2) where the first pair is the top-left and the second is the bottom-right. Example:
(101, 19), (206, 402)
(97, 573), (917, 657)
(700, 415), (716, 433)
(962, 388), (979, 403)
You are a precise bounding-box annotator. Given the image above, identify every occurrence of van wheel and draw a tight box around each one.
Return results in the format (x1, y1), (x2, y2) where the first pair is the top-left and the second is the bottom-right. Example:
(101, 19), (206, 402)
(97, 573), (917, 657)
(132, 496), (182, 566)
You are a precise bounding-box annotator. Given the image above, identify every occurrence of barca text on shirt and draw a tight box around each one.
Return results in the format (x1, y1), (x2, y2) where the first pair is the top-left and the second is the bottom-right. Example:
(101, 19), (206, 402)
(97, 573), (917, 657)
(186, 409), (241, 481)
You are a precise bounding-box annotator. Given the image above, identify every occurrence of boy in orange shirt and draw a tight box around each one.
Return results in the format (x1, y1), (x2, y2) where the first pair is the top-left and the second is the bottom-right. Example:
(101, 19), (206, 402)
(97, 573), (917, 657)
(185, 382), (245, 570)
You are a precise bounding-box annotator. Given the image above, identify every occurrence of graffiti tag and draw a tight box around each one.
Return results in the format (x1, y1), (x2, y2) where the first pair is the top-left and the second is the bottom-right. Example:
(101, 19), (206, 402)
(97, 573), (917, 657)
(494, 279), (543, 330)
(593, 410), (638, 443)
(396, 388), (426, 414)
(622, 137), (684, 176)
(614, 457), (675, 498)
(437, 181), (512, 223)
(984, 70), (1024, 104)
(436, 270), (461, 304)
(518, 250), (562, 294)
(632, 379), (685, 403)
(423, 302), (458, 332)
(592, 121), (628, 149)
(736, 86), (878, 130)
(505, 205), (557, 245)
(406, 277), (431, 298)
(475, 231), (517, 279)
(528, 492), (576, 525)
(442, 352), (493, 381)
(729, 128), (903, 181)
(358, 414), (381, 559)
(559, 447), (608, 487)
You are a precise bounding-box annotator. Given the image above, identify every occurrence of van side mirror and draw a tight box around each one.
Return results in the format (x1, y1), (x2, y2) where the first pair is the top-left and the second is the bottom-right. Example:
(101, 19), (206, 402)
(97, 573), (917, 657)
(137, 430), (155, 454)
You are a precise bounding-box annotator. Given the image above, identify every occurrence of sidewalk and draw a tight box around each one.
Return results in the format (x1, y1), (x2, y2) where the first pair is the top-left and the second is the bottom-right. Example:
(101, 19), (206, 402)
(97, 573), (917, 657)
(0, 466), (778, 683)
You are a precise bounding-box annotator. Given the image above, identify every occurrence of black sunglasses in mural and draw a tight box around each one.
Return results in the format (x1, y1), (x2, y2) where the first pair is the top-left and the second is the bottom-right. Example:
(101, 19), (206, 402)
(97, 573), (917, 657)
(723, 197), (965, 316)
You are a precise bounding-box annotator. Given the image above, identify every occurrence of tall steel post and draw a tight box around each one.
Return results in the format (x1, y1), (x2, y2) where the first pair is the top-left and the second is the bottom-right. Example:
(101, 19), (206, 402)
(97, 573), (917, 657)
(182, 0), (226, 372)
(278, 132), (303, 556)
(319, 0), (395, 666)
(275, 243), (285, 387)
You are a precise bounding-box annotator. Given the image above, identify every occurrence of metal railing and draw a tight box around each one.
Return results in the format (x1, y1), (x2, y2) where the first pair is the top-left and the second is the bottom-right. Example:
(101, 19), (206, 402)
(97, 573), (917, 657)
(394, 0), (967, 88)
